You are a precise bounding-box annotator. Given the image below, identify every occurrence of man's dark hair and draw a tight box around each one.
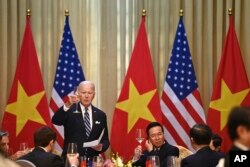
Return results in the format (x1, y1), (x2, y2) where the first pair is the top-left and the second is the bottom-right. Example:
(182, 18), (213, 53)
(190, 124), (212, 145)
(0, 131), (9, 157)
(34, 126), (56, 147)
(146, 122), (164, 137)
(211, 133), (222, 148)
(227, 106), (250, 141)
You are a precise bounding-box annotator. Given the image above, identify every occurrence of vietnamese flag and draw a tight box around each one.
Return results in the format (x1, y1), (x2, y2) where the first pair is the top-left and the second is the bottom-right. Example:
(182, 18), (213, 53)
(207, 14), (250, 152)
(2, 13), (51, 152)
(110, 15), (162, 162)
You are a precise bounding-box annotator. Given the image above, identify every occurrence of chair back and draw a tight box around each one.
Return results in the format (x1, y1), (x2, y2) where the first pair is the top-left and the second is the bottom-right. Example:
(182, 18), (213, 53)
(16, 159), (36, 167)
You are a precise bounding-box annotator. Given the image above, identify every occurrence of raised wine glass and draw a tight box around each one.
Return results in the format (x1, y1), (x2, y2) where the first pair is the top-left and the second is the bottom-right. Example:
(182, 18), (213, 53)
(72, 86), (80, 113)
(136, 128), (145, 146)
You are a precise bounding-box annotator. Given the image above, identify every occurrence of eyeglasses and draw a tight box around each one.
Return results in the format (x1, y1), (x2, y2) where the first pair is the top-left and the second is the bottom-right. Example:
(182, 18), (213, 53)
(0, 131), (9, 137)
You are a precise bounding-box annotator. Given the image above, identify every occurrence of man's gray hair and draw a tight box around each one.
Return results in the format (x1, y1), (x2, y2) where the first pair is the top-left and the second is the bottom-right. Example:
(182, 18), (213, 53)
(78, 80), (95, 91)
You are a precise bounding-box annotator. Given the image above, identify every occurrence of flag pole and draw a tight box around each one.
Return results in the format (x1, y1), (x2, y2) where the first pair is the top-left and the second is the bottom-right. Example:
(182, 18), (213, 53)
(179, 9), (184, 16)
(65, 9), (70, 16)
(26, 9), (31, 16)
(228, 8), (232, 15)
(142, 9), (147, 16)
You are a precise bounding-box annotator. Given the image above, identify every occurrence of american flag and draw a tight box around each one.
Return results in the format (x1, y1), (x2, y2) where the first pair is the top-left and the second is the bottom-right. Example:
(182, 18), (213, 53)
(160, 17), (206, 150)
(49, 16), (85, 151)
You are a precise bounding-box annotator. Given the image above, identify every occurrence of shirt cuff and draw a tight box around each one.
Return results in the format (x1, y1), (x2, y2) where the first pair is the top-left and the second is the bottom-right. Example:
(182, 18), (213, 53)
(132, 156), (140, 163)
(63, 104), (70, 111)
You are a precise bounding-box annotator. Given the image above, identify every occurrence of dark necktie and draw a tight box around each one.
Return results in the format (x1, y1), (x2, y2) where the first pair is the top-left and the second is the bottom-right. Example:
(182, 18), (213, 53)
(84, 108), (91, 137)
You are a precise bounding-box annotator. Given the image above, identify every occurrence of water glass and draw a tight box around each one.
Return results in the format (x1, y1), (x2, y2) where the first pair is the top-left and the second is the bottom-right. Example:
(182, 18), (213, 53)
(167, 156), (178, 167)
(146, 155), (160, 167)
(80, 156), (87, 167)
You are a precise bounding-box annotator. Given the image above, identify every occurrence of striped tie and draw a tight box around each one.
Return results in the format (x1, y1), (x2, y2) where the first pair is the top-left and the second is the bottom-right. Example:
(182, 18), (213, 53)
(84, 108), (91, 137)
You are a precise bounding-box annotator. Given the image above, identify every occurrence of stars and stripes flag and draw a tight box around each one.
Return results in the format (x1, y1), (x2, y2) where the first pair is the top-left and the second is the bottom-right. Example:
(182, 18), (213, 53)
(49, 15), (85, 151)
(160, 16), (206, 150)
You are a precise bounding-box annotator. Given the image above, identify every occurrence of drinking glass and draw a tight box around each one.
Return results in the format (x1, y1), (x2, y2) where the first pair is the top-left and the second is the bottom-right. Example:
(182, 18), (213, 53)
(67, 143), (78, 158)
(80, 156), (87, 167)
(167, 156), (178, 167)
(92, 155), (103, 167)
(20, 142), (29, 151)
(146, 155), (160, 167)
(72, 86), (80, 113)
(136, 128), (145, 145)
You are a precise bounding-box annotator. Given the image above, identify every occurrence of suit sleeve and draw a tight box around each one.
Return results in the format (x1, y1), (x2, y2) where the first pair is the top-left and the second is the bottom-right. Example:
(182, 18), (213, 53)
(99, 113), (110, 152)
(51, 155), (64, 167)
(52, 106), (68, 125)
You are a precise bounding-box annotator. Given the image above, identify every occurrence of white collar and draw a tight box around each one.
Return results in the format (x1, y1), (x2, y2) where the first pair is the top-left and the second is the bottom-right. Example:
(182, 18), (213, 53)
(234, 141), (249, 151)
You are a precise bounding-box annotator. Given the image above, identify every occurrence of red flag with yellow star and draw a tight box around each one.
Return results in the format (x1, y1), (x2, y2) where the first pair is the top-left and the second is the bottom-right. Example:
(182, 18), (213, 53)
(207, 15), (250, 152)
(110, 15), (162, 162)
(2, 15), (51, 152)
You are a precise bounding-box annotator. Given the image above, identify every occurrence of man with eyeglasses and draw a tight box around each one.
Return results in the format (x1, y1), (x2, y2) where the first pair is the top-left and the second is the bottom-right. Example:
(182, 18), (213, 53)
(0, 131), (27, 160)
(132, 122), (179, 167)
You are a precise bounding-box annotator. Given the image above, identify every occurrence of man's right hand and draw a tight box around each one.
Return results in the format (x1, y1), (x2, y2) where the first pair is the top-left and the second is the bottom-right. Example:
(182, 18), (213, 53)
(65, 95), (79, 108)
(145, 139), (153, 152)
(133, 145), (142, 161)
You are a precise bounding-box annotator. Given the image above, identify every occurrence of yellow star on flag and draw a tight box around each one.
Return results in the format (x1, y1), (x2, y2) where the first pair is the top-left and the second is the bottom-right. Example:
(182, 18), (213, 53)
(5, 81), (47, 136)
(209, 79), (249, 130)
(116, 79), (156, 133)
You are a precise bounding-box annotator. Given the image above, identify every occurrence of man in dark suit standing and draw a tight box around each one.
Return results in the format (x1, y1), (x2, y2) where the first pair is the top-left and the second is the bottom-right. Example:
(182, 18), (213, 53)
(132, 122), (179, 167)
(52, 80), (110, 162)
(181, 124), (223, 167)
(18, 126), (64, 167)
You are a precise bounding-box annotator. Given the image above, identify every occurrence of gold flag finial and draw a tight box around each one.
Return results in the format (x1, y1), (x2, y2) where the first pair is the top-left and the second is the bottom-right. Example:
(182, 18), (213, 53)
(65, 9), (70, 16)
(228, 8), (232, 15)
(26, 9), (31, 16)
(142, 9), (147, 16)
(179, 9), (184, 16)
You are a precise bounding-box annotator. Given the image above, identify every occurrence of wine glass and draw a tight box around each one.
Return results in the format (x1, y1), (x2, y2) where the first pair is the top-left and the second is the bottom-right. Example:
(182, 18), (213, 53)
(72, 86), (80, 113)
(136, 128), (145, 145)
(67, 143), (78, 158)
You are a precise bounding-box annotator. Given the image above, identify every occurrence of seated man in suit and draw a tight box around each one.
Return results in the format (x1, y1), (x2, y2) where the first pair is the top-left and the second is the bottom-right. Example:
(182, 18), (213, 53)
(132, 122), (179, 167)
(181, 124), (223, 167)
(18, 126), (65, 167)
(217, 106), (250, 167)
(52, 80), (110, 162)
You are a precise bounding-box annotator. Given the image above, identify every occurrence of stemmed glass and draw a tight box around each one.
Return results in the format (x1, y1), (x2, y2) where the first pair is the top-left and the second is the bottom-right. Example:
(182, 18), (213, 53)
(136, 128), (145, 145)
(67, 143), (78, 158)
(72, 86), (80, 113)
